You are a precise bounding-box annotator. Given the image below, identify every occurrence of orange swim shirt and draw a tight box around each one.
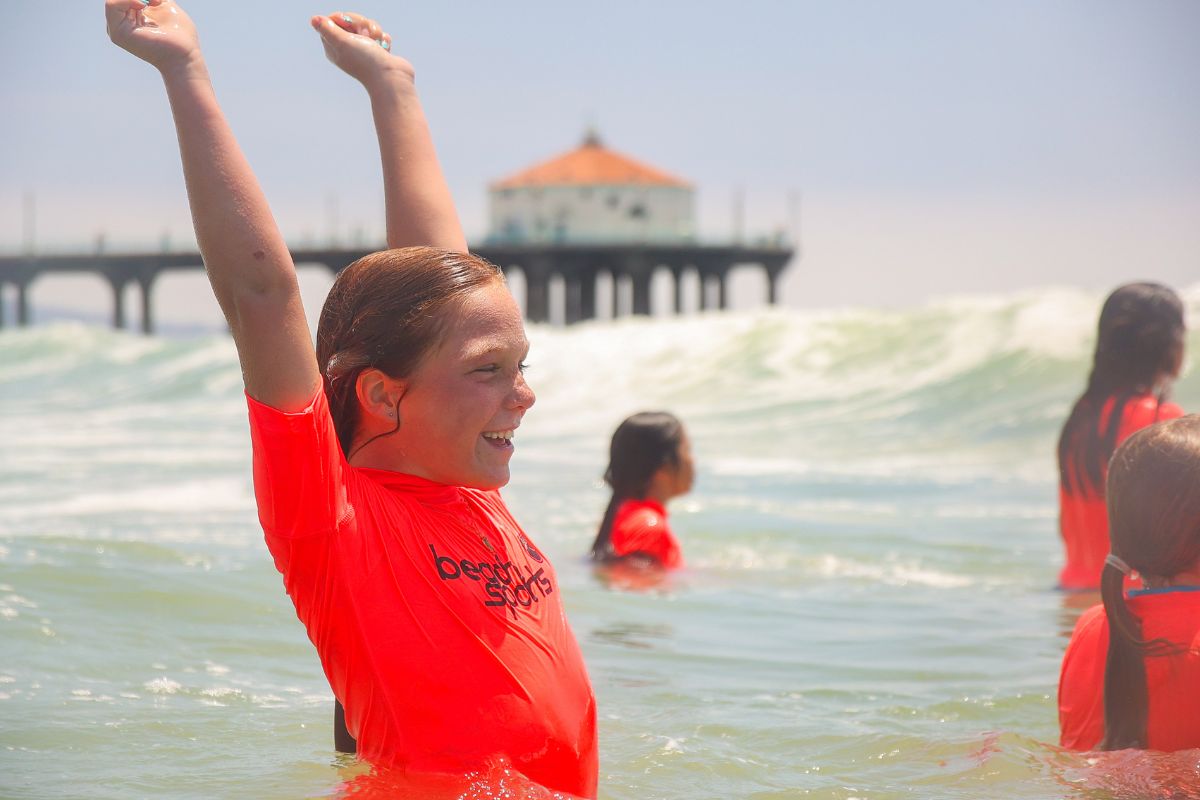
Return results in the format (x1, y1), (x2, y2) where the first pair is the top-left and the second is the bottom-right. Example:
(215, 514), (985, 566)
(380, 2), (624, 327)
(1058, 395), (1182, 590)
(609, 499), (683, 569)
(246, 390), (598, 797)
(1058, 590), (1200, 752)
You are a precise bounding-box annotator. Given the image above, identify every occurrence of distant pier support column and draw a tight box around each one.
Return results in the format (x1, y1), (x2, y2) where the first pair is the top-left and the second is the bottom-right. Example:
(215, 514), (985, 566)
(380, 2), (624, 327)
(625, 256), (651, 316)
(16, 281), (31, 327)
(109, 277), (128, 329)
(766, 265), (784, 305)
(579, 269), (597, 321)
(699, 273), (715, 311)
(563, 272), (583, 325)
(631, 273), (651, 316)
(0, 284), (6, 328)
(717, 270), (730, 310)
(672, 268), (685, 314)
(137, 274), (156, 335)
(606, 270), (620, 318)
(524, 260), (551, 323)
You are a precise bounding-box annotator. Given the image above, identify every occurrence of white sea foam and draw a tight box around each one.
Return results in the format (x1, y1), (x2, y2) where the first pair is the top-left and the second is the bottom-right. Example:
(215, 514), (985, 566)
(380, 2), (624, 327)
(6, 288), (1198, 452)
(144, 677), (182, 695)
(250, 693), (288, 708)
(696, 545), (795, 572)
(517, 286), (1186, 448)
(809, 554), (975, 589)
(695, 547), (981, 590)
(932, 504), (1056, 521)
(2, 478), (252, 519)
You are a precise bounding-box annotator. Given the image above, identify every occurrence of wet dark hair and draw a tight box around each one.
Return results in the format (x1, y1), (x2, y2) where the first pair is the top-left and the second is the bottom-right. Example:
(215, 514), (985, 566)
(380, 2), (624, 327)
(316, 246), (503, 457)
(1099, 415), (1200, 750)
(589, 412), (685, 562)
(1057, 283), (1185, 498)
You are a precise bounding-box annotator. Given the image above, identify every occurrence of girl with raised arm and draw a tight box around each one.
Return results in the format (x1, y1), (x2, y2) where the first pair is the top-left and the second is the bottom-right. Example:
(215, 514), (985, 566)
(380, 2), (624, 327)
(1056, 283), (1186, 591)
(104, 2), (597, 795)
(1058, 416), (1200, 751)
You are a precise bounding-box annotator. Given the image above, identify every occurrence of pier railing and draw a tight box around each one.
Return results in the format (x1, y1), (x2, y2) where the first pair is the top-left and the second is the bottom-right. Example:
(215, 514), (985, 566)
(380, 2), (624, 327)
(0, 241), (793, 333)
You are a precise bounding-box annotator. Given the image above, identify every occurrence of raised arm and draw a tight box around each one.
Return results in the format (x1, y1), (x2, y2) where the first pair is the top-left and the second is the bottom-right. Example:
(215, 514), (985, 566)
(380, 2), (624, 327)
(311, 12), (467, 252)
(106, 0), (320, 410)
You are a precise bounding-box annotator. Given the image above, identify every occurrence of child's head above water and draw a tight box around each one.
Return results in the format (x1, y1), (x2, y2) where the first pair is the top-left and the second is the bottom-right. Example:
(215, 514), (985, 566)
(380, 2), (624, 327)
(589, 412), (693, 562)
(1089, 282), (1185, 397)
(1106, 415), (1200, 584)
(317, 246), (533, 489)
(604, 412), (693, 502)
(1058, 283), (1187, 498)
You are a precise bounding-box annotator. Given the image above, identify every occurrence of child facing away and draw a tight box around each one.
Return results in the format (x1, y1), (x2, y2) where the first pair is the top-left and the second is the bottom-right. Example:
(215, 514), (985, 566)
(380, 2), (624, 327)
(1058, 415), (1200, 752)
(589, 412), (694, 570)
(1056, 283), (1186, 591)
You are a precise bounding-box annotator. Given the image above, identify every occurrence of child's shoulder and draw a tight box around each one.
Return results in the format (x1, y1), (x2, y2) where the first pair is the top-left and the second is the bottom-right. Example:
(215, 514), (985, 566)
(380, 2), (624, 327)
(1071, 603), (1107, 641)
(1119, 394), (1182, 438)
(618, 500), (666, 528)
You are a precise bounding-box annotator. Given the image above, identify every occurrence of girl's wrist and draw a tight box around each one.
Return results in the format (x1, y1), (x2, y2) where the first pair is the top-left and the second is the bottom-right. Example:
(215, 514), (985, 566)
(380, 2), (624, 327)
(363, 68), (417, 101)
(158, 53), (210, 86)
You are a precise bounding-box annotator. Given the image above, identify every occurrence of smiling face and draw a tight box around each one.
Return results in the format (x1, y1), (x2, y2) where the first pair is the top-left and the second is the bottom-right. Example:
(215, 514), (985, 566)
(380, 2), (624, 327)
(386, 282), (535, 489)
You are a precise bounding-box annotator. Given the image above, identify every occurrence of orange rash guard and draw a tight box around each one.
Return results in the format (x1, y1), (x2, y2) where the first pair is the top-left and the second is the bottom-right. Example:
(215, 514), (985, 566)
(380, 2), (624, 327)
(1058, 590), (1200, 752)
(246, 390), (598, 798)
(1058, 395), (1182, 591)
(609, 499), (683, 569)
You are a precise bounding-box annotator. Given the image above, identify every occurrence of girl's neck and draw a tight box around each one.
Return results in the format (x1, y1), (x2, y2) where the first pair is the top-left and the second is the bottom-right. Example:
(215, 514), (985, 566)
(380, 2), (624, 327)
(1143, 568), (1200, 589)
(642, 488), (670, 506)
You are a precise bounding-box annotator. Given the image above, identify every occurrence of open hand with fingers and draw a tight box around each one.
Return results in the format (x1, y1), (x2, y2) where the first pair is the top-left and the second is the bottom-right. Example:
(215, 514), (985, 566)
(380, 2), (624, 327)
(105, 0), (200, 73)
(311, 12), (413, 89)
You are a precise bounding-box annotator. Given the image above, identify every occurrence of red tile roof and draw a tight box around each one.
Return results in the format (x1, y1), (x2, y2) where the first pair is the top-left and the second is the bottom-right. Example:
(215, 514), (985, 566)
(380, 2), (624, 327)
(492, 132), (691, 189)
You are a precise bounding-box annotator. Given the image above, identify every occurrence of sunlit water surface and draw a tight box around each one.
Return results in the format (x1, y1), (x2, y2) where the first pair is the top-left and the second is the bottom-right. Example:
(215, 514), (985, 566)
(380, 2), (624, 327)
(3, 286), (1200, 798)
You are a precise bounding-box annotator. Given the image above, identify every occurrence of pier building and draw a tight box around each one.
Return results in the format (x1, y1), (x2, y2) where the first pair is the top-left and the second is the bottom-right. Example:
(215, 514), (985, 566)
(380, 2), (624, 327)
(0, 134), (794, 332)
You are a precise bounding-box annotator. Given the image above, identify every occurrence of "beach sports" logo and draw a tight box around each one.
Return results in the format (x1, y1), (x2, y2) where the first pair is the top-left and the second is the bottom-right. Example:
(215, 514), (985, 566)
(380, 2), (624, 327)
(429, 544), (553, 617)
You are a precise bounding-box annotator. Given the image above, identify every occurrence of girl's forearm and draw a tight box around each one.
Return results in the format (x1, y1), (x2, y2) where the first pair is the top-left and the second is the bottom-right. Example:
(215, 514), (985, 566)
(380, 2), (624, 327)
(159, 60), (320, 407)
(161, 60), (298, 315)
(366, 76), (467, 253)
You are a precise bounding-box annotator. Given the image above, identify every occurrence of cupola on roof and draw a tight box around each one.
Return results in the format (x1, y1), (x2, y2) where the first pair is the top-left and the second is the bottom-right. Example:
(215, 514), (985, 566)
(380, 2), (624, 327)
(492, 130), (691, 190)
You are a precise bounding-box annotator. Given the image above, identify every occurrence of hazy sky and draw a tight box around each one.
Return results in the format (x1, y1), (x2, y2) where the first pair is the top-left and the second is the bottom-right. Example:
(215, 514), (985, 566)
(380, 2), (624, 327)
(1, 0), (1198, 316)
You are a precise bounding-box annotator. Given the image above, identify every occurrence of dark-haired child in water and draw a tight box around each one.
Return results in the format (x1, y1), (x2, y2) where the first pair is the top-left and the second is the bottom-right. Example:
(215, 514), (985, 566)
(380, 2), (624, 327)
(589, 413), (693, 569)
(1056, 283), (1186, 591)
(1058, 415), (1200, 752)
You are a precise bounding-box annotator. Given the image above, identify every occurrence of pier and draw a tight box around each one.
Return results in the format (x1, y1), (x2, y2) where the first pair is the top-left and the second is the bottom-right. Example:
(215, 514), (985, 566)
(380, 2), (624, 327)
(0, 241), (793, 333)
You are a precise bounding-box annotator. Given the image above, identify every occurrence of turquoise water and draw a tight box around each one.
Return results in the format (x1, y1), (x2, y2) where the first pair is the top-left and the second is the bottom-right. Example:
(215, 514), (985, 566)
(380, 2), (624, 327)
(2, 287), (1199, 798)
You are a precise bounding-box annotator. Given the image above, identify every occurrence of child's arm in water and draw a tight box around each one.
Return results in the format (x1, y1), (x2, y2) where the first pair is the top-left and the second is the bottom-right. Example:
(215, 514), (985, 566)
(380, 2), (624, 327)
(311, 13), (467, 253)
(105, 0), (320, 411)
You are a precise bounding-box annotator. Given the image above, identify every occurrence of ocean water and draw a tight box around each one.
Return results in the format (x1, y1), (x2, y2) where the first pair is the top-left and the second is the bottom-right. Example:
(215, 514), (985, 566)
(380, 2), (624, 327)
(2, 286), (1199, 799)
